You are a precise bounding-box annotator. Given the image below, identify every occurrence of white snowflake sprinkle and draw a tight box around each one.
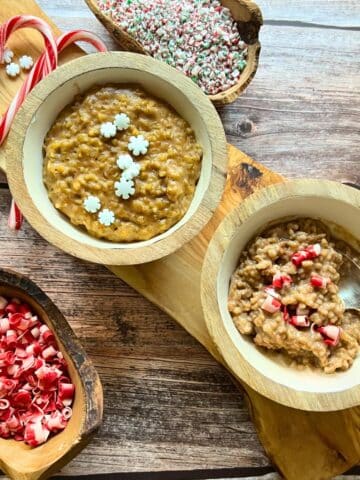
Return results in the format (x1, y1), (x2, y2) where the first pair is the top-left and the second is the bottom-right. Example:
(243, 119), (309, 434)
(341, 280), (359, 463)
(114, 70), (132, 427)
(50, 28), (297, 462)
(128, 135), (149, 156)
(83, 195), (101, 213)
(2, 48), (13, 64)
(114, 113), (130, 131)
(100, 122), (117, 138)
(19, 55), (34, 70)
(6, 62), (20, 78)
(117, 154), (133, 170)
(98, 209), (115, 226)
(114, 178), (135, 200)
(121, 162), (141, 180)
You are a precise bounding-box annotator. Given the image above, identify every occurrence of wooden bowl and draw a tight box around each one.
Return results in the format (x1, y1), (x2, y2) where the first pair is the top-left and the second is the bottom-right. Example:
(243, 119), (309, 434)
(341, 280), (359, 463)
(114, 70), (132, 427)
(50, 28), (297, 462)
(2, 52), (227, 265)
(85, 0), (263, 105)
(201, 180), (360, 412)
(0, 268), (103, 480)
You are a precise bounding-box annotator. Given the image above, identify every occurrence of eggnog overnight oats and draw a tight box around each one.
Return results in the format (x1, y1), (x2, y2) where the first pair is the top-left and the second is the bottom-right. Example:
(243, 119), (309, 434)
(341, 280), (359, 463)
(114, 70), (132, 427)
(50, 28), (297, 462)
(43, 84), (202, 242)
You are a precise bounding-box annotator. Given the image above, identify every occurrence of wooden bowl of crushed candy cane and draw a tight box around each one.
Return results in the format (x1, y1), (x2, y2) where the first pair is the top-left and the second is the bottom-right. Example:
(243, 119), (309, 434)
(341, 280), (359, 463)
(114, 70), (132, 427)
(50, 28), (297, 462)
(201, 180), (360, 412)
(0, 268), (103, 480)
(85, 0), (263, 105)
(3, 52), (227, 265)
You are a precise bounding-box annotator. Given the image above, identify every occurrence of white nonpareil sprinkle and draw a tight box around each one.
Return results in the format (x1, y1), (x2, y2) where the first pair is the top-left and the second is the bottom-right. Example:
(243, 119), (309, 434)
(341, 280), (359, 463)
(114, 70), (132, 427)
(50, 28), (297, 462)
(2, 48), (13, 64)
(121, 162), (141, 180)
(114, 113), (131, 131)
(19, 55), (34, 70)
(114, 178), (135, 199)
(6, 62), (20, 77)
(117, 154), (133, 170)
(128, 135), (149, 156)
(83, 195), (101, 213)
(98, 209), (115, 226)
(100, 122), (117, 138)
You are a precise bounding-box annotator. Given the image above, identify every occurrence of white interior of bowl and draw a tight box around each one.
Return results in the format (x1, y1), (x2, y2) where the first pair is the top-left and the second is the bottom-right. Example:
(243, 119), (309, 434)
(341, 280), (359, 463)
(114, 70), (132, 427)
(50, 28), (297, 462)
(22, 67), (212, 249)
(217, 195), (360, 393)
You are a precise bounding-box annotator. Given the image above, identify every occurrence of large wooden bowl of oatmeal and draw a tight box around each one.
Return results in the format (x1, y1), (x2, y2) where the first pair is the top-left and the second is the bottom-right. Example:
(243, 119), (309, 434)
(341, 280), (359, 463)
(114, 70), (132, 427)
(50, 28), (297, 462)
(201, 180), (360, 411)
(4, 52), (227, 265)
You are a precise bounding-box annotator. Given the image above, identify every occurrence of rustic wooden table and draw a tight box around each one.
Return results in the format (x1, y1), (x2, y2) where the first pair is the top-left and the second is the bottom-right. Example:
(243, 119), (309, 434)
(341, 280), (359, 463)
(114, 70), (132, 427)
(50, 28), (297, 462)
(0, 0), (359, 478)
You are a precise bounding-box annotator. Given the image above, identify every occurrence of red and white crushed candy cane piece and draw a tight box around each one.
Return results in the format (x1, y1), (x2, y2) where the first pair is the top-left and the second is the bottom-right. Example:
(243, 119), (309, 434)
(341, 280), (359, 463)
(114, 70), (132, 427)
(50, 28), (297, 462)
(272, 272), (293, 289)
(306, 243), (322, 258)
(292, 244), (322, 266)
(0, 15), (107, 230)
(291, 250), (309, 266)
(0, 296), (74, 446)
(289, 315), (310, 328)
(310, 273), (331, 288)
(261, 295), (282, 314)
(264, 286), (281, 299)
(317, 325), (341, 347)
(24, 418), (50, 447)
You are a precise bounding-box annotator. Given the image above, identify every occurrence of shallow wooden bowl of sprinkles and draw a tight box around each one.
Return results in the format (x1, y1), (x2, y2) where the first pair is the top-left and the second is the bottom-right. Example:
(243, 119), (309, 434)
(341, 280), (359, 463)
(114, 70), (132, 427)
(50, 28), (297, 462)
(1, 52), (227, 265)
(201, 180), (360, 412)
(85, 0), (263, 105)
(0, 268), (103, 480)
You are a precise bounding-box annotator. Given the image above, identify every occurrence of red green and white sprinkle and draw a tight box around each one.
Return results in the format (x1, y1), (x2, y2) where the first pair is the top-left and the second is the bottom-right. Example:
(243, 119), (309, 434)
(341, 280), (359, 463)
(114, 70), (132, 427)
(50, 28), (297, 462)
(97, 0), (248, 95)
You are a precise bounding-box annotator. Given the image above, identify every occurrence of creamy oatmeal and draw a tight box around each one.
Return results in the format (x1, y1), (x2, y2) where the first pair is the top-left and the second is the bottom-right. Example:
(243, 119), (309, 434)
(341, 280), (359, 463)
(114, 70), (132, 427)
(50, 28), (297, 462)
(43, 84), (202, 242)
(228, 219), (360, 373)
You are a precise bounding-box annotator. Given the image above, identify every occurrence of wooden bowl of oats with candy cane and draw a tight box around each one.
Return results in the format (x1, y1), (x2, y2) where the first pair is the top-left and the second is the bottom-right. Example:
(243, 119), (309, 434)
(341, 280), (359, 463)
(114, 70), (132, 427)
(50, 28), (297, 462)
(85, 0), (263, 105)
(2, 52), (227, 265)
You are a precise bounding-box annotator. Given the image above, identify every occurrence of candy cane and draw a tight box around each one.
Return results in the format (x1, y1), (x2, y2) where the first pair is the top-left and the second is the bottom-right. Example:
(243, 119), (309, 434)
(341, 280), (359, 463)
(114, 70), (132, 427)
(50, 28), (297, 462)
(0, 15), (57, 73)
(0, 16), (58, 144)
(3, 21), (107, 229)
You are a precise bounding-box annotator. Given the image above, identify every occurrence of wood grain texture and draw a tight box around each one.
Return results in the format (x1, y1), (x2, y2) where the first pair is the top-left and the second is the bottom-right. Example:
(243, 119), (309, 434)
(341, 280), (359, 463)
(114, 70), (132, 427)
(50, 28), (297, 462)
(0, 0), (359, 478)
(0, 188), (269, 476)
(110, 149), (360, 479)
(2, 0), (359, 183)
(0, 269), (102, 480)
(84, 0), (263, 105)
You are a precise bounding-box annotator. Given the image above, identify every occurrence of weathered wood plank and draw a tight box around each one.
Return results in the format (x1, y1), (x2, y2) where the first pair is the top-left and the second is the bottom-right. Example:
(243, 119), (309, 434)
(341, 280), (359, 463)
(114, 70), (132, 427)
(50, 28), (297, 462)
(0, 188), (269, 474)
(37, 0), (360, 27)
(1, 4), (359, 185)
(221, 25), (360, 184)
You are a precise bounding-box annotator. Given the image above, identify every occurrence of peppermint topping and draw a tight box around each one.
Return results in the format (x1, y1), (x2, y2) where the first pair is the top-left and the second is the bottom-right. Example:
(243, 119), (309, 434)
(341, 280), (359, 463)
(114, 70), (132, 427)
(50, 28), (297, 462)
(114, 113), (130, 131)
(97, 0), (248, 95)
(100, 122), (117, 138)
(19, 55), (34, 70)
(83, 195), (101, 213)
(117, 154), (134, 170)
(6, 62), (20, 77)
(2, 48), (14, 64)
(115, 179), (135, 199)
(128, 135), (149, 156)
(98, 209), (115, 226)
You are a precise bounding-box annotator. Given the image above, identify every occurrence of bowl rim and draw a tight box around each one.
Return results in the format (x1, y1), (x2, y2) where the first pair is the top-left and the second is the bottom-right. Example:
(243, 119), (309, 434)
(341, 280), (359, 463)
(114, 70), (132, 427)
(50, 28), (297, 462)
(201, 179), (360, 412)
(4, 52), (227, 265)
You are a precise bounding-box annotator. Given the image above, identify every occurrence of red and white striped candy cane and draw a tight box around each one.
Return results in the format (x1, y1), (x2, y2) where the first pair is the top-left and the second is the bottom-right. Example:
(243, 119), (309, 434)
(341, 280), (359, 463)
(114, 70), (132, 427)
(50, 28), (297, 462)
(0, 15), (58, 144)
(0, 15), (58, 229)
(0, 15), (57, 76)
(2, 22), (107, 229)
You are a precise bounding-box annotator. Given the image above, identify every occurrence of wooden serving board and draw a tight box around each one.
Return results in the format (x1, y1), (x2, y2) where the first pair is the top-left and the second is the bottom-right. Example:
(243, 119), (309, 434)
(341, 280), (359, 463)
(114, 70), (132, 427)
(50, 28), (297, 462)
(1, 2), (360, 479)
